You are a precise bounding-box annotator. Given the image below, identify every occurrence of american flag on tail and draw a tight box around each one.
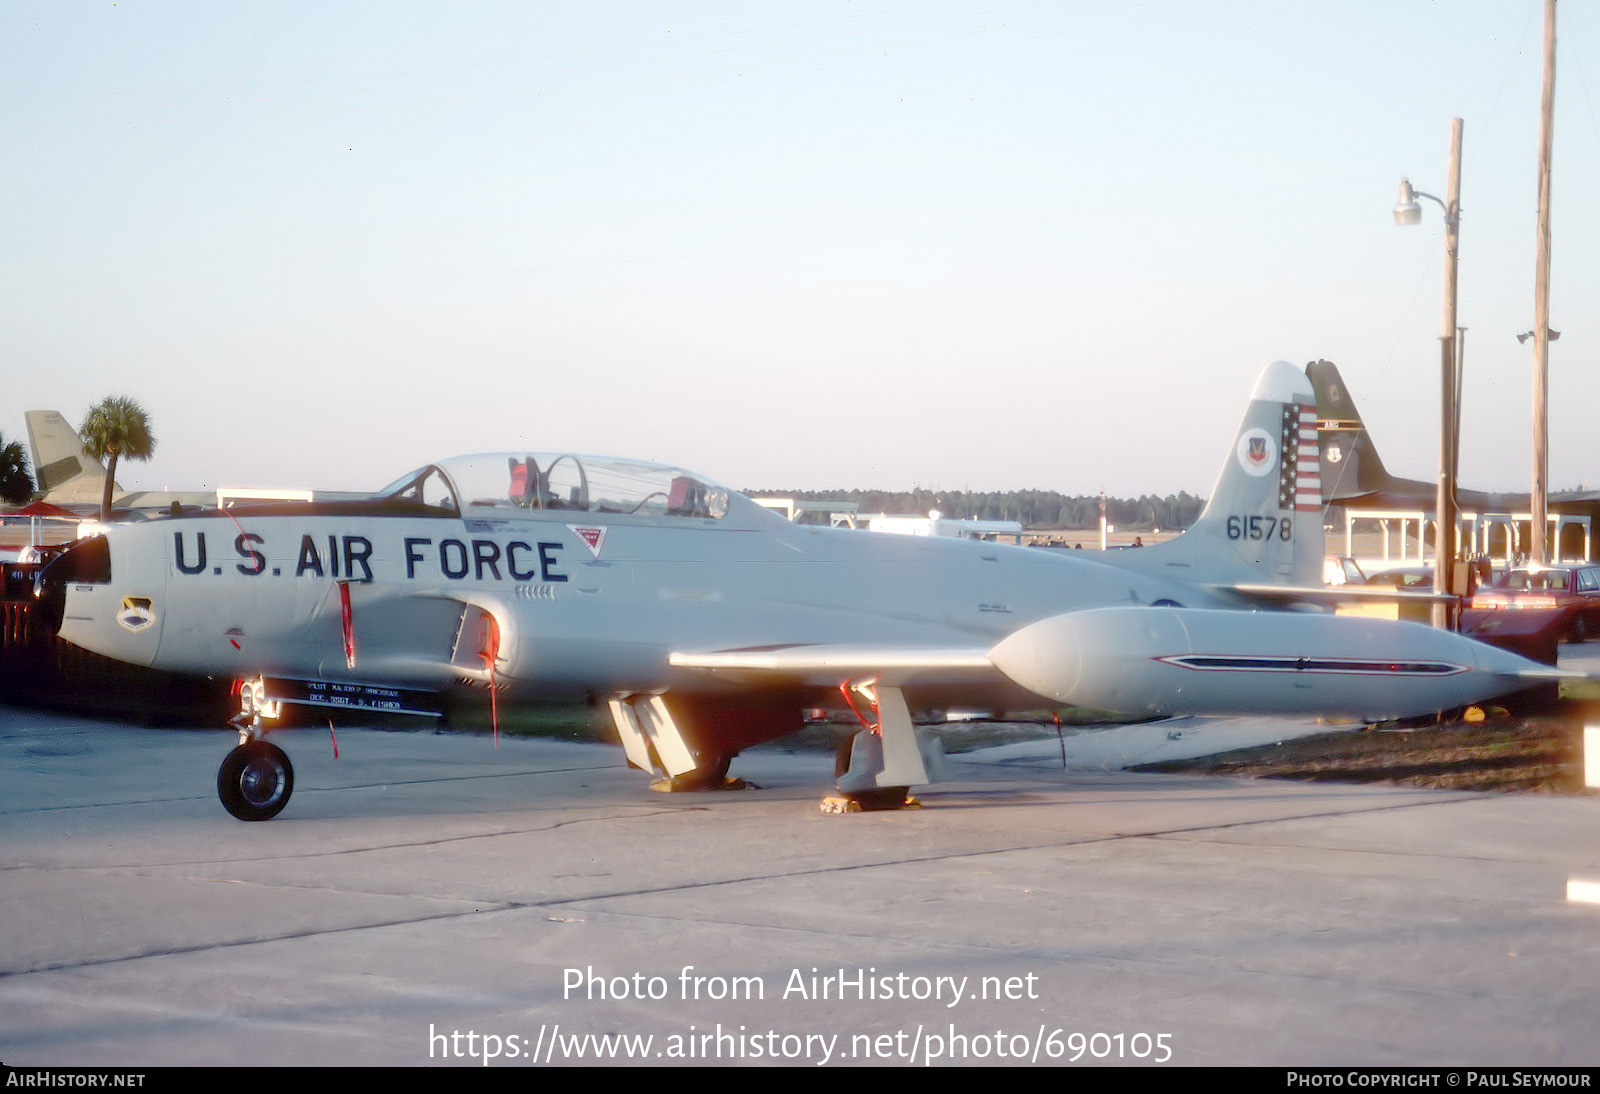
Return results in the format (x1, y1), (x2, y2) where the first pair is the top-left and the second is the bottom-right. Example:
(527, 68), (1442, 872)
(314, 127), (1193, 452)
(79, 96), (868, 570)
(1279, 402), (1321, 512)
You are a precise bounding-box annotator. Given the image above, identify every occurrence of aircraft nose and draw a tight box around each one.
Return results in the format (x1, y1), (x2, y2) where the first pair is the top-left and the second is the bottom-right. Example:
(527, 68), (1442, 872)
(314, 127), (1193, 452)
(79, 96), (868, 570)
(30, 538), (113, 642)
(38, 535), (112, 586)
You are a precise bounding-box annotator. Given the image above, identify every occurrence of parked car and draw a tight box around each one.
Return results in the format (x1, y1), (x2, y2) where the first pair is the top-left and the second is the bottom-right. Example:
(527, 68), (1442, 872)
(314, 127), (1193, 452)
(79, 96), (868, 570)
(1364, 564), (1435, 592)
(1462, 563), (1600, 642)
(1324, 555), (1366, 587)
(1352, 563), (1437, 623)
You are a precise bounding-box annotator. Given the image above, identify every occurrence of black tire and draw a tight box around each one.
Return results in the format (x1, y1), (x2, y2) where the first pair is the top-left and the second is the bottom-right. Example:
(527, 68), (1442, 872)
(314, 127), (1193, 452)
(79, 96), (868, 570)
(218, 741), (294, 821)
(672, 753), (732, 791)
(844, 786), (911, 811)
(834, 733), (909, 808)
(834, 734), (855, 780)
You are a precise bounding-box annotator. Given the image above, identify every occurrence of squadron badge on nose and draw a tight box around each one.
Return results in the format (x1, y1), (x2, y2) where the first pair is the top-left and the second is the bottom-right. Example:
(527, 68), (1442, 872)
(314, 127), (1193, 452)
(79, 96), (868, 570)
(117, 596), (156, 633)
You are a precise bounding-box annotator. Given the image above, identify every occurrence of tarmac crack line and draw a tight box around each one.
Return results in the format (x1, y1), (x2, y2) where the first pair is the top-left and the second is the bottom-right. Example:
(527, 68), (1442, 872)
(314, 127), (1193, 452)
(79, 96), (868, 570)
(0, 762), (624, 816)
(0, 806), (714, 872)
(0, 791), (1492, 979)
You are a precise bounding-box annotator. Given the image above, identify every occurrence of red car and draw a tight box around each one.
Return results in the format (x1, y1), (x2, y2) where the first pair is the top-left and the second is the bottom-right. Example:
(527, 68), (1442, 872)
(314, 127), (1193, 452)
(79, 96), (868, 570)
(1462, 564), (1600, 642)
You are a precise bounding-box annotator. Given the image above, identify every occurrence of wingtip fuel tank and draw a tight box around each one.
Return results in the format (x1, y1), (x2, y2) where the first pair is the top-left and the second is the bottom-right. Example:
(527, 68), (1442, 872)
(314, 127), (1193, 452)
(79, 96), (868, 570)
(987, 606), (1558, 722)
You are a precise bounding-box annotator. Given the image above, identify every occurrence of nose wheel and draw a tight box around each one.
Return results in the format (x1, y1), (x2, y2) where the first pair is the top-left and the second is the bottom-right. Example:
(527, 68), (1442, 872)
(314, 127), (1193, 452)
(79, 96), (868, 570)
(218, 740), (294, 821)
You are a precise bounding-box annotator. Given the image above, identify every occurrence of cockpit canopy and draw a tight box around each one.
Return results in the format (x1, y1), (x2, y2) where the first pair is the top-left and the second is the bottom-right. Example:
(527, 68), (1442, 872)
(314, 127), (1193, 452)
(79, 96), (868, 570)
(377, 453), (734, 521)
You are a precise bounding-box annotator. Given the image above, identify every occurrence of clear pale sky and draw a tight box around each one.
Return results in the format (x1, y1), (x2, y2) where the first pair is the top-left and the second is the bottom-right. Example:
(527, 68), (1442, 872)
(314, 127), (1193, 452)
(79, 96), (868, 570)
(4, 1), (1597, 499)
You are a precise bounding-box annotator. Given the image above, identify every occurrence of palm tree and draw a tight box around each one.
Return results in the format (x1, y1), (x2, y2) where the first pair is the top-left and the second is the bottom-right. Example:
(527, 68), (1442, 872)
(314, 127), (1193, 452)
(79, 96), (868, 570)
(79, 397), (157, 522)
(0, 434), (33, 504)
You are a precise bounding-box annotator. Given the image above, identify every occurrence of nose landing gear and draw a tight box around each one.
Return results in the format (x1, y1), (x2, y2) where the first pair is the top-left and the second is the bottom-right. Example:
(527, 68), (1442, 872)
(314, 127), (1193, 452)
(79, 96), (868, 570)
(218, 677), (294, 821)
(218, 739), (294, 821)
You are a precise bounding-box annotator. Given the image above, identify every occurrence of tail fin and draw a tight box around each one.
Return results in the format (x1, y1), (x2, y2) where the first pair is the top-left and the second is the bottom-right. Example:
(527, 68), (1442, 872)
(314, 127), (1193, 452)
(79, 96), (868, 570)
(1305, 360), (1393, 504)
(25, 410), (116, 504)
(1116, 361), (1323, 587)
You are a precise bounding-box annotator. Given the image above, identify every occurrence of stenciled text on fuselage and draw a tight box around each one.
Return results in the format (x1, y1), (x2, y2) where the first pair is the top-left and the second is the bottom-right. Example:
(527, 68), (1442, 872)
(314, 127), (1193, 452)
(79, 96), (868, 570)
(169, 530), (569, 584)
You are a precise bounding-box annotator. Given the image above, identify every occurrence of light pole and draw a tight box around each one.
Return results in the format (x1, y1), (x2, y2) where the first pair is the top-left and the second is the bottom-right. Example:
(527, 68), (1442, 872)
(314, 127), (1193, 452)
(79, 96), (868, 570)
(1393, 117), (1463, 629)
(1530, 0), (1558, 564)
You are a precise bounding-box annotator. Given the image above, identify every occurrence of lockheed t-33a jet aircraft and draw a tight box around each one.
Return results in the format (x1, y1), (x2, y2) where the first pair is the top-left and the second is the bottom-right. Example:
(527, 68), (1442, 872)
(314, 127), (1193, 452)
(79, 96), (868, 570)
(37, 363), (1567, 820)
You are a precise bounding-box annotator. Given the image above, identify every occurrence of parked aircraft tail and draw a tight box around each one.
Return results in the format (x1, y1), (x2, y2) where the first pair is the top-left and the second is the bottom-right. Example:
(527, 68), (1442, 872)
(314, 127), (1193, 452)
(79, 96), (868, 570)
(25, 410), (115, 505)
(1304, 359), (1397, 504)
(1107, 360), (1323, 588)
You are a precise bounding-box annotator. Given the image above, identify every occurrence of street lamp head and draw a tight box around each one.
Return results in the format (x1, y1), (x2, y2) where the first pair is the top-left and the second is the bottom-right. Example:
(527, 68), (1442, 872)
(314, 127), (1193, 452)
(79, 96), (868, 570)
(1393, 178), (1422, 227)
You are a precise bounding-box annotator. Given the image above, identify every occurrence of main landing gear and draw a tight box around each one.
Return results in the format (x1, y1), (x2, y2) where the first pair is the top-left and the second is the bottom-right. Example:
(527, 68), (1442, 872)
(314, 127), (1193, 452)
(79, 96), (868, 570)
(829, 735), (914, 813)
(823, 680), (945, 813)
(607, 685), (946, 812)
(649, 753), (739, 793)
(218, 678), (295, 821)
(608, 694), (751, 793)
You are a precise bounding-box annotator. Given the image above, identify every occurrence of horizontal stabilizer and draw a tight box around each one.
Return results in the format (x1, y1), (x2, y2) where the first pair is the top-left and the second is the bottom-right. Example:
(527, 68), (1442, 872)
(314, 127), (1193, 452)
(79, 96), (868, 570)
(1503, 665), (1588, 680)
(1228, 582), (1456, 605)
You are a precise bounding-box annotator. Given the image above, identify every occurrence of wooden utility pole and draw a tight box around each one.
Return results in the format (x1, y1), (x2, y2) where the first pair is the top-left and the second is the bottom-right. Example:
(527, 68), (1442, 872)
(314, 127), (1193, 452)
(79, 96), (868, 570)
(1531, 0), (1557, 564)
(1433, 118), (1462, 630)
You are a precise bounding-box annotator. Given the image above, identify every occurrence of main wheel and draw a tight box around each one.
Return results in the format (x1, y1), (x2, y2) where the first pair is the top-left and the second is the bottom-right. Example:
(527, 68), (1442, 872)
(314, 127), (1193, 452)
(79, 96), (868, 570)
(842, 786), (912, 811)
(666, 753), (733, 791)
(218, 741), (294, 821)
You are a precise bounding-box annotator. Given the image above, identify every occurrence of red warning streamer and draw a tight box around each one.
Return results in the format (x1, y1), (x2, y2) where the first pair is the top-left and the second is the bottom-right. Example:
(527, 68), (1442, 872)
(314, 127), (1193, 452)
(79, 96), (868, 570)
(478, 612), (501, 747)
(338, 581), (355, 670)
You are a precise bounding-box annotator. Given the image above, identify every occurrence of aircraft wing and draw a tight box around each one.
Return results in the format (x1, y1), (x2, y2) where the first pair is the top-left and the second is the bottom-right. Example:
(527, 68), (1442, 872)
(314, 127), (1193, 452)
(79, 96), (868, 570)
(666, 610), (1587, 750)
(669, 644), (997, 687)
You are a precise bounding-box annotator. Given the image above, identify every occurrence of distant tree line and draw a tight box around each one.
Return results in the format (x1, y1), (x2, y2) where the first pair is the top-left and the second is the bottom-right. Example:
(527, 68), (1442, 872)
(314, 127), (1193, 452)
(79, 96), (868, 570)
(741, 487), (1208, 532)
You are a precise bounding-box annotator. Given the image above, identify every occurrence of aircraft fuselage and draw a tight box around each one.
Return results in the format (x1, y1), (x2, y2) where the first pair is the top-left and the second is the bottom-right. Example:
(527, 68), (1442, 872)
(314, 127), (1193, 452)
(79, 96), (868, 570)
(55, 496), (1219, 709)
